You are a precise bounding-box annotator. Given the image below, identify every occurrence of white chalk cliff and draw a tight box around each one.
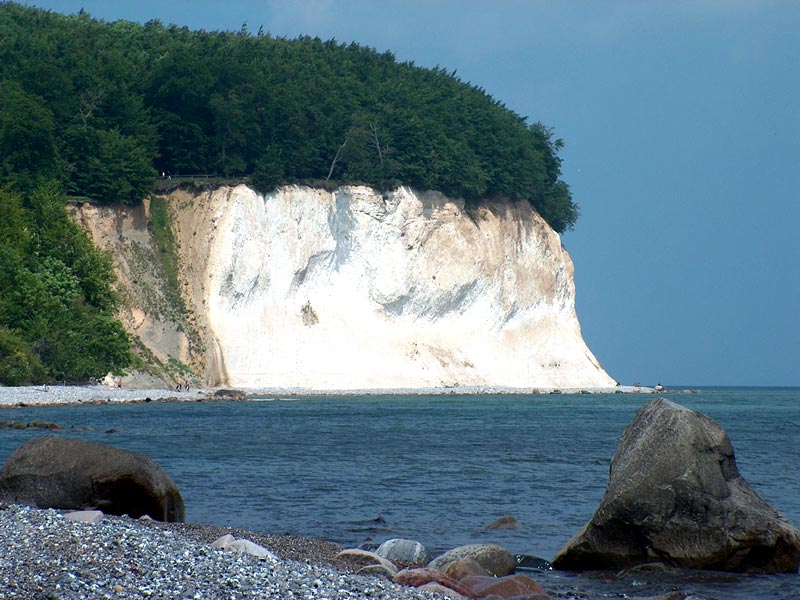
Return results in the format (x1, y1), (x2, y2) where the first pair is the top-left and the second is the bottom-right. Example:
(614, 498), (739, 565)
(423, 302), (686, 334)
(200, 184), (612, 388)
(74, 184), (614, 389)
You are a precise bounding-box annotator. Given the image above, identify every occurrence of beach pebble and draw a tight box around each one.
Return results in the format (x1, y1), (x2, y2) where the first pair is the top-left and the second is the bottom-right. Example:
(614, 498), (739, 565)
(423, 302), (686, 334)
(419, 581), (467, 598)
(335, 548), (397, 573)
(211, 533), (279, 560)
(356, 563), (398, 579)
(226, 538), (279, 561)
(376, 538), (432, 565)
(211, 533), (237, 548)
(63, 510), (104, 524)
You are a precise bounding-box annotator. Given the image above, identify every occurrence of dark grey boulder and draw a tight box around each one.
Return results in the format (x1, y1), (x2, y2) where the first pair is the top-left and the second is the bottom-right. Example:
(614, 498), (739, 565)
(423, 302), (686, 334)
(552, 398), (800, 573)
(0, 436), (184, 522)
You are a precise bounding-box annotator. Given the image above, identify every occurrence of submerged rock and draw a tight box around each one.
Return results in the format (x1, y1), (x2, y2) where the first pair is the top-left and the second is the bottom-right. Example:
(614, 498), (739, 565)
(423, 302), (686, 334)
(552, 398), (800, 573)
(0, 436), (184, 522)
(25, 420), (61, 431)
(211, 388), (247, 401)
(484, 515), (521, 530)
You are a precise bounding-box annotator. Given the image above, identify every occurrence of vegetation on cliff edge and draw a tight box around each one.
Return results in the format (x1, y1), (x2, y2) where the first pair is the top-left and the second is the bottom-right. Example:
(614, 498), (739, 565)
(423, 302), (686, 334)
(0, 185), (131, 384)
(0, 3), (578, 232)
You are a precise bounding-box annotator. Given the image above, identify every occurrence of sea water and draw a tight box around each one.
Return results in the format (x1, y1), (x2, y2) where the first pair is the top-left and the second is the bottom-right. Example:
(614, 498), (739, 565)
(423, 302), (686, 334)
(0, 388), (798, 599)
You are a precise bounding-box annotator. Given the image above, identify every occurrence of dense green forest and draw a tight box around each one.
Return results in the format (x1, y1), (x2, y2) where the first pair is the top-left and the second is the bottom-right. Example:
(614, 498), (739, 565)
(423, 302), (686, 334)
(0, 2), (577, 229)
(0, 3), (579, 383)
(0, 184), (131, 384)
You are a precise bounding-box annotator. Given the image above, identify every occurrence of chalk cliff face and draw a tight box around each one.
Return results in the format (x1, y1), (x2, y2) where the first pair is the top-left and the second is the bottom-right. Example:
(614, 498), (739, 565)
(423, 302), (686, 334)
(75, 184), (614, 389)
(197, 184), (611, 388)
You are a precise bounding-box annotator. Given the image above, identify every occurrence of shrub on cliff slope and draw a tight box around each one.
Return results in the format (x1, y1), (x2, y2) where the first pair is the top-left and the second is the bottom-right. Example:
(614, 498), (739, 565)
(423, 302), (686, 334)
(0, 185), (131, 384)
(0, 3), (578, 232)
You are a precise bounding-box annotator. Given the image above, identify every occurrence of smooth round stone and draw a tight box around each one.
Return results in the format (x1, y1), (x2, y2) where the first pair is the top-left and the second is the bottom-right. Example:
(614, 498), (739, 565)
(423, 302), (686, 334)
(63, 510), (104, 524)
(442, 557), (489, 580)
(429, 543), (515, 577)
(376, 538), (432, 565)
(334, 548), (397, 573)
(356, 563), (398, 579)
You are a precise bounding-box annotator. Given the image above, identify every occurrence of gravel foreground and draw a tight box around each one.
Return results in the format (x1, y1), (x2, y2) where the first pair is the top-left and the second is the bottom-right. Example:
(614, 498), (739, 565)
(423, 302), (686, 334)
(0, 504), (446, 600)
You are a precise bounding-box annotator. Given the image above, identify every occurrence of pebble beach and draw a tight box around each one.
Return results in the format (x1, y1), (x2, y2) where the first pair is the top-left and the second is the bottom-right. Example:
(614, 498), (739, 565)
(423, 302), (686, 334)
(0, 384), (209, 408)
(0, 382), (655, 410)
(0, 504), (447, 600)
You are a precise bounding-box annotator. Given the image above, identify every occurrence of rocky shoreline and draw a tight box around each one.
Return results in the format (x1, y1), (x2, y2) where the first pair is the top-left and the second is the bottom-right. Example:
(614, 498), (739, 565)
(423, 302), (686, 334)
(0, 504), (449, 599)
(0, 384), (208, 408)
(0, 382), (672, 410)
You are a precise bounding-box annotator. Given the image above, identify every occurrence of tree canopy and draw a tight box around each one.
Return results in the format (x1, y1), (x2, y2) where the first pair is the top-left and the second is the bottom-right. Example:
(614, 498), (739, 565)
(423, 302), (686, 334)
(0, 2), (578, 231)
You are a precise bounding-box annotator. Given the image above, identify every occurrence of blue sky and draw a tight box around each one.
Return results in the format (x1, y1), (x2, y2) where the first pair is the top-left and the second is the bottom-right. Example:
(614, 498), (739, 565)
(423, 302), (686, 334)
(28, 1), (799, 386)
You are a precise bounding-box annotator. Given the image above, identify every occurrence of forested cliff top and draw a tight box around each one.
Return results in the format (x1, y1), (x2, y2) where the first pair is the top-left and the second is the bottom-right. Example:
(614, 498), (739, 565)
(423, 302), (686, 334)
(0, 2), (577, 232)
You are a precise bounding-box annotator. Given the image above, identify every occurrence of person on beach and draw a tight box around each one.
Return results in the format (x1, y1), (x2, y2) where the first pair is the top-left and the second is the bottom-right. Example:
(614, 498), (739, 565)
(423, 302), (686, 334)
(176, 380), (182, 391)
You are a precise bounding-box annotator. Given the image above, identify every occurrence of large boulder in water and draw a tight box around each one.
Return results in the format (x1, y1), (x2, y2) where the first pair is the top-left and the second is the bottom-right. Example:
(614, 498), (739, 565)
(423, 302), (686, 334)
(0, 436), (184, 522)
(552, 398), (800, 573)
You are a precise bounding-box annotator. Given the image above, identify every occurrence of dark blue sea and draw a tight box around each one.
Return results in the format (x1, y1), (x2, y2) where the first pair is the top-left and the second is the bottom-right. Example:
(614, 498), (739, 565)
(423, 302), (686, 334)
(1, 388), (798, 599)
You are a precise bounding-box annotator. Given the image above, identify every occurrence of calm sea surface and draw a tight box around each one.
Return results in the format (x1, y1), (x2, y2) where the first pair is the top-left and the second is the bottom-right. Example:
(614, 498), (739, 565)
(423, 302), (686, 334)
(1, 388), (798, 599)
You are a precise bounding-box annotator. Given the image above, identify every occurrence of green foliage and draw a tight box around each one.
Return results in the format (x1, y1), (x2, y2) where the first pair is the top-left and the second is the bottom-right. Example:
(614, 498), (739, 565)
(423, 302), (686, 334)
(0, 3), (579, 231)
(147, 196), (184, 313)
(0, 327), (47, 385)
(0, 185), (132, 384)
(0, 80), (58, 191)
(62, 126), (156, 204)
(250, 147), (285, 195)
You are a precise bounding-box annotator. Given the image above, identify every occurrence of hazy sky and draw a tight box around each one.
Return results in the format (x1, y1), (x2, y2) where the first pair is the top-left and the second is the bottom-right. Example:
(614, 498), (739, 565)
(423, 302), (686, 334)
(28, 1), (799, 386)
